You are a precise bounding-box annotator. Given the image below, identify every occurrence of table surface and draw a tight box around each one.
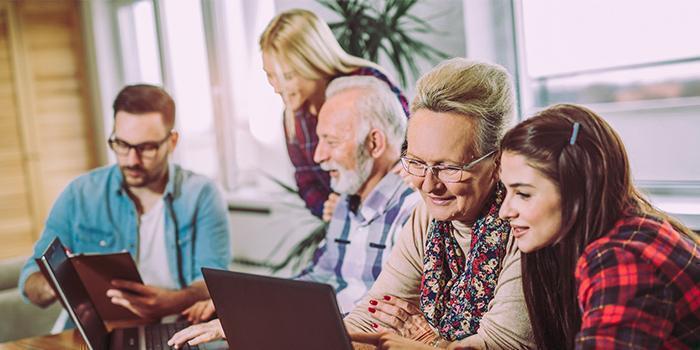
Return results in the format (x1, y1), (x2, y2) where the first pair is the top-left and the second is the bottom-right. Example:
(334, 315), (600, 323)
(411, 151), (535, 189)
(0, 320), (146, 349)
(0, 330), (87, 349)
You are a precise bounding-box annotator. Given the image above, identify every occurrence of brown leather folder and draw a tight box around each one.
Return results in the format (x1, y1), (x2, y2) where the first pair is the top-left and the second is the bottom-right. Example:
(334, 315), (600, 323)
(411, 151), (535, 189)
(69, 252), (144, 322)
(36, 251), (143, 321)
(35, 257), (68, 310)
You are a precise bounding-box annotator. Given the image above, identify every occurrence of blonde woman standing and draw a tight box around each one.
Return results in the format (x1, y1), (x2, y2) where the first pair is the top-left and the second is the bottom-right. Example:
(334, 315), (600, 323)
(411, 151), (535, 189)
(260, 9), (409, 221)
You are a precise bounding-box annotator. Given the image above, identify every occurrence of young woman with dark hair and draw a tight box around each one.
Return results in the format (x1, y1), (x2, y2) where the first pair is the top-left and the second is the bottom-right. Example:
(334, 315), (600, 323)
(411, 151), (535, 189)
(498, 103), (700, 349)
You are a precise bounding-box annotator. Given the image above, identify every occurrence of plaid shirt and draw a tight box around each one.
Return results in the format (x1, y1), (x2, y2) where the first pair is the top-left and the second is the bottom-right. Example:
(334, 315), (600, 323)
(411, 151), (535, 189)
(296, 173), (420, 313)
(575, 214), (700, 349)
(284, 67), (409, 218)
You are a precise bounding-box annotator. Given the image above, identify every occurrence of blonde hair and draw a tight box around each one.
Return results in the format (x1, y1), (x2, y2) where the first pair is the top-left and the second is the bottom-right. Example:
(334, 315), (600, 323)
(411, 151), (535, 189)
(411, 58), (514, 155)
(259, 9), (385, 136)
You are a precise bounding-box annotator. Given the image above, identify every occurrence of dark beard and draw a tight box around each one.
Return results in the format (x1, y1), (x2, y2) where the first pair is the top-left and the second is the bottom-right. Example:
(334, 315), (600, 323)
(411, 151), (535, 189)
(120, 165), (151, 187)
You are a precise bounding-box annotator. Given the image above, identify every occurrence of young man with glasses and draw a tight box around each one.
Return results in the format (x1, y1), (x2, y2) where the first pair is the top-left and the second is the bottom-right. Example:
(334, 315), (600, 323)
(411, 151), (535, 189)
(19, 84), (231, 324)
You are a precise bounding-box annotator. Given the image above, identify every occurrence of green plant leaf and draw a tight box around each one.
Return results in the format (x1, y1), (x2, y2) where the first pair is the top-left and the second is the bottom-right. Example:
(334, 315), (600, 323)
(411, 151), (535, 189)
(320, 0), (450, 88)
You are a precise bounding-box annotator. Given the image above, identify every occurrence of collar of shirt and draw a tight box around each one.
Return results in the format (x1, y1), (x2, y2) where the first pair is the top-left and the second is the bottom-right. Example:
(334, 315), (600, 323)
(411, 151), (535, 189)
(340, 172), (408, 224)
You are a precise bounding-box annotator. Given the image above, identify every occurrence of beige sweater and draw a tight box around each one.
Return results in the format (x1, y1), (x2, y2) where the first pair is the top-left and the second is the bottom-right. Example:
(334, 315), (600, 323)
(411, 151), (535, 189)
(345, 202), (535, 349)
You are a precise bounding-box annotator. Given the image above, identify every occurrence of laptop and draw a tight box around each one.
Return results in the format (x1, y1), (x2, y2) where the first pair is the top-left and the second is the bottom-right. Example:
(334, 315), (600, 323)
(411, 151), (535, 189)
(38, 237), (197, 350)
(202, 268), (353, 350)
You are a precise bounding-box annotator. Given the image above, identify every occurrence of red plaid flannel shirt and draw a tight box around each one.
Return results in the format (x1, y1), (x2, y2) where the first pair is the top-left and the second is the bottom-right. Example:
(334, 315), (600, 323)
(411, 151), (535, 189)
(575, 214), (700, 349)
(284, 67), (409, 218)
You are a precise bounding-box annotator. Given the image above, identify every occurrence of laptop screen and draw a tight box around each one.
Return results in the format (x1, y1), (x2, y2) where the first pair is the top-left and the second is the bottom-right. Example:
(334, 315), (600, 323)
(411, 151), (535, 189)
(42, 237), (109, 350)
(203, 268), (353, 350)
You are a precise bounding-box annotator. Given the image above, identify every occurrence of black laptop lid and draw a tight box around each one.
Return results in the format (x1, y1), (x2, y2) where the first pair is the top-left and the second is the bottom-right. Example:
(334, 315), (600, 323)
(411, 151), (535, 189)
(41, 237), (109, 350)
(202, 268), (352, 350)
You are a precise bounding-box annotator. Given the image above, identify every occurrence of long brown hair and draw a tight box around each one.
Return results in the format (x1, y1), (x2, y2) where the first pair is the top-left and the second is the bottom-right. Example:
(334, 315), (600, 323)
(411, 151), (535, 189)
(499, 104), (697, 350)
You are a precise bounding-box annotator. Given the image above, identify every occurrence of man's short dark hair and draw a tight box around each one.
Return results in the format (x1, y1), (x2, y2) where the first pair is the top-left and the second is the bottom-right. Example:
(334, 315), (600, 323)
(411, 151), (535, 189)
(112, 84), (175, 129)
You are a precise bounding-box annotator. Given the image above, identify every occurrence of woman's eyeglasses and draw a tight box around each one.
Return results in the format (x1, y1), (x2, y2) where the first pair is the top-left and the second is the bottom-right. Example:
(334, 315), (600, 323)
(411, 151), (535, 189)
(400, 150), (495, 183)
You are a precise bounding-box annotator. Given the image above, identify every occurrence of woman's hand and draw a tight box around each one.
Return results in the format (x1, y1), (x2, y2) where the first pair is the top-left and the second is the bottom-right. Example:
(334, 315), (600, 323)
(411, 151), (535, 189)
(167, 319), (225, 349)
(367, 296), (424, 334)
(180, 299), (216, 324)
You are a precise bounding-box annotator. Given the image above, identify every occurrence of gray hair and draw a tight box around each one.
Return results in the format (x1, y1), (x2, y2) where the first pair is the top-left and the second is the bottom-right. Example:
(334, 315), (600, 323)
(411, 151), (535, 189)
(326, 76), (406, 153)
(411, 58), (514, 155)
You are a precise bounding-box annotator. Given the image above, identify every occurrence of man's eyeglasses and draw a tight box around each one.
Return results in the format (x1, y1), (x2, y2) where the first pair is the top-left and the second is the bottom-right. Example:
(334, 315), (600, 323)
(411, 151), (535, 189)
(400, 150), (496, 183)
(108, 132), (172, 159)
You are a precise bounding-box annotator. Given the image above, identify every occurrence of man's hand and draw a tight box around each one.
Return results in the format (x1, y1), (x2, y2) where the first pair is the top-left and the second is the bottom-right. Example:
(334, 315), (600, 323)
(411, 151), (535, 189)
(24, 271), (57, 308)
(168, 319), (225, 349)
(181, 299), (216, 324)
(323, 193), (340, 222)
(107, 279), (207, 320)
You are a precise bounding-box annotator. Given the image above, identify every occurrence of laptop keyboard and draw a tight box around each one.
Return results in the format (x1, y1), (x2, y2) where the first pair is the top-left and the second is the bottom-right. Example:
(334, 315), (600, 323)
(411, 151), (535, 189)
(144, 321), (199, 350)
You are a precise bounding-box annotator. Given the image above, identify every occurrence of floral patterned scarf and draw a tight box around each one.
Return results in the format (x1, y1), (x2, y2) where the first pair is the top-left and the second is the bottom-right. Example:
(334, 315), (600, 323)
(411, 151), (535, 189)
(419, 183), (510, 341)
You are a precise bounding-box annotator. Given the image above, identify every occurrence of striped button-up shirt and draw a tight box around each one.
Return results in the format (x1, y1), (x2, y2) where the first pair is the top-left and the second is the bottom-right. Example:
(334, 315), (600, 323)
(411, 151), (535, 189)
(297, 172), (420, 313)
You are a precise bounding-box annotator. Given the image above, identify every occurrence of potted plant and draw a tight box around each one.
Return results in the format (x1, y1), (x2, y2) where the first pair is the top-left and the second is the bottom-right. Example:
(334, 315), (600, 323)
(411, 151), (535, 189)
(319, 0), (449, 87)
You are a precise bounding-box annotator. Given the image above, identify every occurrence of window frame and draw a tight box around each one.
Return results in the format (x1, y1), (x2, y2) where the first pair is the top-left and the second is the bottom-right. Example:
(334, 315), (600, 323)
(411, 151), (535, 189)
(507, 0), (700, 230)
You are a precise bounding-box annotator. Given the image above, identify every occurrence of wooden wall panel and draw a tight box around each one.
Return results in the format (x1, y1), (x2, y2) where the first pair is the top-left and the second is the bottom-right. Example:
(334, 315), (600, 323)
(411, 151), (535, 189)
(0, 8), (35, 259)
(0, 0), (96, 259)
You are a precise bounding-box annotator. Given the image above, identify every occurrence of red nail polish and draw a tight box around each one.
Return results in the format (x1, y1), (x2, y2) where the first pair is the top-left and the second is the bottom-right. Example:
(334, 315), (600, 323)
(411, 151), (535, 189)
(368, 307), (376, 313)
(372, 322), (378, 328)
(383, 295), (391, 301)
(369, 299), (378, 305)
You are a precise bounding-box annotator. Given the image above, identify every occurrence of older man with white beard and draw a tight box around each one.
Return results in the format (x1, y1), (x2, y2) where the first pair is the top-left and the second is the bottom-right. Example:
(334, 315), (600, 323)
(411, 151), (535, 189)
(166, 76), (420, 349)
(293, 75), (421, 314)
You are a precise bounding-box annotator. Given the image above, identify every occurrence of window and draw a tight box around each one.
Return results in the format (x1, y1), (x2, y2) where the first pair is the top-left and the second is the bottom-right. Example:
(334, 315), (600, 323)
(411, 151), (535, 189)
(110, 0), (220, 180)
(116, 0), (162, 85)
(517, 0), (700, 186)
(201, 0), (294, 192)
(158, 0), (219, 180)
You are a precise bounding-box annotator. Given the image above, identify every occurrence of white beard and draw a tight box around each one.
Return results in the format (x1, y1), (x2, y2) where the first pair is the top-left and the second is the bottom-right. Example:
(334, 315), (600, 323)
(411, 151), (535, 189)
(320, 146), (374, 195)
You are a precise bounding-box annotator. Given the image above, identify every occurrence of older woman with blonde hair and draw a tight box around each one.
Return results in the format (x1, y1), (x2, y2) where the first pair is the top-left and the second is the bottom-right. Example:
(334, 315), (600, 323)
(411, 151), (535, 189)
(348, 58), (535, 349)
(261, 8), (409, 221)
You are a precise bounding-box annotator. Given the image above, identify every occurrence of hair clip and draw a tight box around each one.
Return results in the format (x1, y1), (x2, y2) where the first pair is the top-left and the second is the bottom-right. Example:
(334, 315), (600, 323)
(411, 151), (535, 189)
(569, 122), (581, 145)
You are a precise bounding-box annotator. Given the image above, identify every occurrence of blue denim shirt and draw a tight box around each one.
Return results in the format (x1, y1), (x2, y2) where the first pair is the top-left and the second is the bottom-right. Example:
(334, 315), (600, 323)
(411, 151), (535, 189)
(18, 163), (231, 302)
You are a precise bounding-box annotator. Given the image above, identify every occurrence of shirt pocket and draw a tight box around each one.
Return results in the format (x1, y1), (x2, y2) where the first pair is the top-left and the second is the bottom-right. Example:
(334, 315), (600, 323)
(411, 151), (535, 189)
(75, 224), (116, 252)
(368, 242), (387, 250)
(331, 239), (389, 275)
(368, 241), (392, 272)
(176, 220), (194, 246)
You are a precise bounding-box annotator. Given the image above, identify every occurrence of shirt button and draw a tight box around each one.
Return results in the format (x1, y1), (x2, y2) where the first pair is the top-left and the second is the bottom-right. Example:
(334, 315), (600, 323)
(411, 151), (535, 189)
(99, 240), (107, 247)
